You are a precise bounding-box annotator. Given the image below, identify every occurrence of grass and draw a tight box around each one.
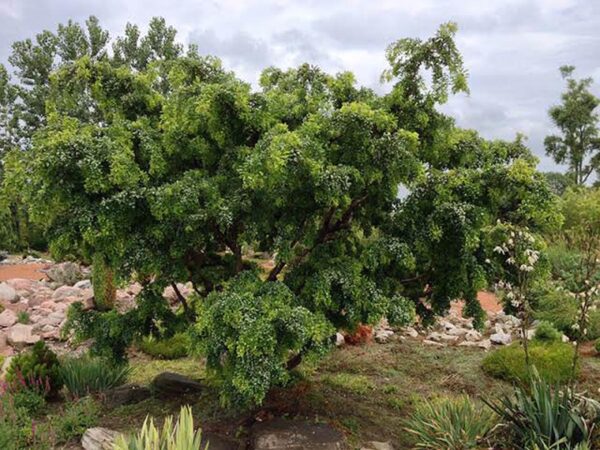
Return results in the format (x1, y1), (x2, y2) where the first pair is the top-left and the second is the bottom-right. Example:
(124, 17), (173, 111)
(95, 338), (600, 450)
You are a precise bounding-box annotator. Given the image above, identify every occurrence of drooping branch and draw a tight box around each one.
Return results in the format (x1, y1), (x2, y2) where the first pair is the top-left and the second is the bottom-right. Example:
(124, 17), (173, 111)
(171, 282), (194, 320)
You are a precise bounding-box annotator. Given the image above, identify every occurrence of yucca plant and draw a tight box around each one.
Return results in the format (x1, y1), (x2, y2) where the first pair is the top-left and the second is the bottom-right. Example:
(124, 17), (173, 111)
(404, 395), (496, 449)
(113, 405), (206, 450)
(485, 369), (600, 449)
(60, 355), (131, 398)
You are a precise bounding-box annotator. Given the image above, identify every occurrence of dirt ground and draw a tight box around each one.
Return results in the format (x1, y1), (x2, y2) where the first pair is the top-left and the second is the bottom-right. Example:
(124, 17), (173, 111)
(450, 290), (502, 316)
(0, 263), (49, 281)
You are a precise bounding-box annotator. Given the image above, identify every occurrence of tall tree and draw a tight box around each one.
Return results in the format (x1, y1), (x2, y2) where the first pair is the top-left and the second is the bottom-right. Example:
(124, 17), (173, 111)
(545, 66), (600, 185)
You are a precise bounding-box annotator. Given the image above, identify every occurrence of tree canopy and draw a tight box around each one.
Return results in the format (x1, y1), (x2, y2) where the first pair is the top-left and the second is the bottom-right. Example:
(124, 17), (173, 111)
(2, 17), (560, 407)
(544, 66), (600, 185)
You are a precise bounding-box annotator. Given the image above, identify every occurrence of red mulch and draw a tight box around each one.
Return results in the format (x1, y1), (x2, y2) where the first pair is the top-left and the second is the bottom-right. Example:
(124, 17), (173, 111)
(0, 263), (49, 281)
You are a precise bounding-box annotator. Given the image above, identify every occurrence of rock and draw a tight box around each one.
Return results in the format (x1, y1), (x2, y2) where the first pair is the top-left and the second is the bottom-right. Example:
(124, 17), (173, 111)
(103, 384), (152, 408)
(403, 327), (419, 338)
(151, 372), (203, 395)
(81, 427), (121, 450)
(0, 332), (12, 357)
(423, 339), (446, 347)
(490, 331), (512, 345)
(374, 329), (394, 344)
(335, 332), (345, 347)
(46, 262), (84, 286)
(7, 324), (40, 348)
(361, 442), (394, 450)
(200, 432), (239, 450)
(74, 279), (92, 289)
(252, 418), (344, 450)
(478, 339), (492, 350)
(440, 334), (459, 342)
(0, 282), (18, 303)
(446, 327), (468, 337)
(5, 278), (40, 292)
(439, 320), (455, 332)
(426, 331), (443, 342)
(52, 286), (82, 301)
(0, 309), (17, 328)
(464, 329), (482, 341)
(460, 339), (491, 350)
(525, 329), (536, 340)
(562, 334), (570, 343)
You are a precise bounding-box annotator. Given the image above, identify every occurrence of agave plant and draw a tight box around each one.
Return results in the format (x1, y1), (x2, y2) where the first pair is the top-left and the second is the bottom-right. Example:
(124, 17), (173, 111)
(113, 405), (206, 450)
(404, 395), (496, 449)
(485, 369), (600, 449)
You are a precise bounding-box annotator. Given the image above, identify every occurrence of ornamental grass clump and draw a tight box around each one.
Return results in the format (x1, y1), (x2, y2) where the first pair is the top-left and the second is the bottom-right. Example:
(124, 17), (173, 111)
(114, 405), (206, 450)
(60, 355), (131, 398)
(403, 395), (496, 449)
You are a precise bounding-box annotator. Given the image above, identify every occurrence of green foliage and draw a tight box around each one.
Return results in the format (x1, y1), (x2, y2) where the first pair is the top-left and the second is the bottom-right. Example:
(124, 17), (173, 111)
(482, 342), (577, 385)
(485, 370), (599, 449)
(323, 373), (376, 395)
(16, 311), (29, 324)
(9, 389), (46, 416)
(403, 395), (496, 449)
(533, 283), (579, 337)
(194, 272), (334, 407)
(91, 253), (115, 311)
(60, 355), (131, 397)
(4, 17), (562, 408)
(595, 339), (600, 354)
(6, 341), (63, 397)
(0, 394), (37, 449)
(543, 171), (576, 196)
(114, 405), (206, 450)
(47, 397), (99, 444)
(535, 321), (562, 343)
(139, 333), (190, 360)
(544, 67), (599, 185)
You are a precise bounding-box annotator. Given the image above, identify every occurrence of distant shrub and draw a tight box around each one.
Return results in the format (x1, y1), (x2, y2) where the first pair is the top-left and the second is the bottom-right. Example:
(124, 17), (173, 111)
(404, 395), (496, 449)
(60, 355), (131, 397)
(6, 341), (63, 397)
(534, 321), (561, 343)
(139, 333), (190, 360)
(485, 369), (599, 449)
(533, 284), (577, 335)
(114, 405), (206, 450)
(482, 342), (576, 385)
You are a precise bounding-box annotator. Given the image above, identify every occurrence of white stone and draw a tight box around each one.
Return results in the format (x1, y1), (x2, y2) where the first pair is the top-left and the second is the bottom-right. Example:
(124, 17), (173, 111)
(52, 286), (82, 300)
(0, 309), (17, 328)
(81, 427), (121, 450)
(335, 332), (345, 347)
(561, 334), (570, 343)
(403, 327), (419, 338)
(423, 339), (446, 347)
(361, 442), (394, 450)
(7, 324), (40, 348)
(374, 329), (394, 344)
(447, 327), (468, 336)
(0, 283), (18, 303)
(464, 329), (482, 341)
(490, 331), (512, 345)
(426, 331), (443, 342)
(74, 279), (92, 289)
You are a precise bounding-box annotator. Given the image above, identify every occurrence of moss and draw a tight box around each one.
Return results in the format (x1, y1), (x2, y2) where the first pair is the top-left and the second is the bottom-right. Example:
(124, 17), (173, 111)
(322, 373), (376, 395)
(482, 342), (576, 384)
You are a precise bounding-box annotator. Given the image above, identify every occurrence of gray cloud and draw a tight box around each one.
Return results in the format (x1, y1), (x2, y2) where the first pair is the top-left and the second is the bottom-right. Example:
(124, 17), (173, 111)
(0, 0), (598, 176)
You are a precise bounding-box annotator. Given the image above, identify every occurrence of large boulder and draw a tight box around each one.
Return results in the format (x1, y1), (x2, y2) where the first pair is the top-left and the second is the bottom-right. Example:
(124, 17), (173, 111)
(7, 324), (40, 348)
(46, 262), (84, 286)
(0, 282), (18, 303)
(81, 427), (121, 450)
(151, 372), (203, 395)
(103, 384), (152, 408)
(0, 309), (17, 328)
(52, 286), (83, 301)
(490, 331), (512, 345)
(252, 418), (345, 450)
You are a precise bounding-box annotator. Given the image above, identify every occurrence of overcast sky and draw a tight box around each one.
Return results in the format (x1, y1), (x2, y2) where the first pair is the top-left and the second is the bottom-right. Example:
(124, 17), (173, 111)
(1, 0), (599, 172)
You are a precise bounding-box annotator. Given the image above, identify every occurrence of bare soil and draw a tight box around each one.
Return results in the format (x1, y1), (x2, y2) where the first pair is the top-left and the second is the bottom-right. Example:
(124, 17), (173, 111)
(0, 262), (49, 281)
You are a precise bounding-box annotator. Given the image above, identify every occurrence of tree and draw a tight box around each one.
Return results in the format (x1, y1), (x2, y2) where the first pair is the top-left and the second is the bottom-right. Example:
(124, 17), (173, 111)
(7, 19), (560, 407)
(545, 66), (600, 185)
(543, 171), (576, 196)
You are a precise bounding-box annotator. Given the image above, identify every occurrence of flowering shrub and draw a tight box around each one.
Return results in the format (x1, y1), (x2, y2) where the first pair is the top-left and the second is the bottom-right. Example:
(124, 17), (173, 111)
(5, 341), (62, 398)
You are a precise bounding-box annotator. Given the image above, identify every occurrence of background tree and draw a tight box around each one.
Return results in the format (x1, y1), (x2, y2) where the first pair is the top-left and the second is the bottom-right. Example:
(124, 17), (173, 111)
(545, 66), (600, 185)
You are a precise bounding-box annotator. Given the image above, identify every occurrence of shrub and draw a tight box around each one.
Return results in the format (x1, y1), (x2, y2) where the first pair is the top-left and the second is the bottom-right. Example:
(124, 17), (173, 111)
(138, 333), (190, 360)
(0, 395), (35, 449)
(534, 321), (562, 343)
(91, 253), (116, 311)
(595, 339), (600, 355)
(114, 405), (206, 450)
(60, 355), (131, 397)
(404, 395), (496, 449)
(485, 370), (600, 449)
(533, 285), (578, 337)
(5, 341), (63, 397)
(48, 397), (99, 444)
(482, 342), (576, 385)
(16, 311), (29, 324)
